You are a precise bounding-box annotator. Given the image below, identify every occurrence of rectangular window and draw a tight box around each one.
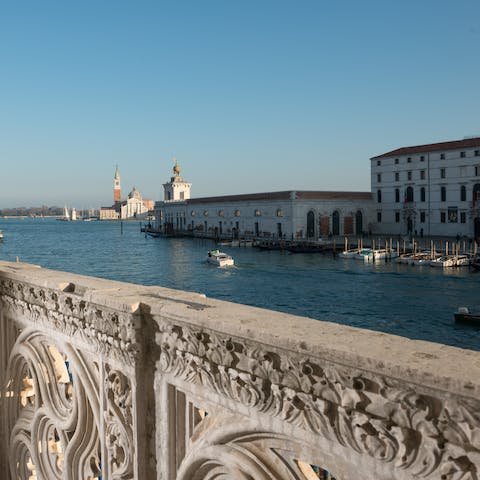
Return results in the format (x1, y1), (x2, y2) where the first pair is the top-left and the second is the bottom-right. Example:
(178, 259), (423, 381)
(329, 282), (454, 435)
(440, 212), (446, 223)
(395, 172), (400, 181)
(377, 173), (381, 183)
(420, 212), (426, 223)
(377, 212), (382, 222)
(440, 153), (445, 160)
(476, 166), (480, 176)
(420, 170), (425, 180)
(395, 212), (400, 223)
(440, 168), (446, 178)
(395, 158), (399, 164)
(460, 212), (466, 223)
(441, 186), (446, 202)
(420, 155), (425, 162)
(448, 207), (458, 223)
(407, 171), (412, 181)
(407, 157), (412, 163)
(475, 150), (480, 157)
(377, 160), (381, 166)
(460, 151), (466, 158)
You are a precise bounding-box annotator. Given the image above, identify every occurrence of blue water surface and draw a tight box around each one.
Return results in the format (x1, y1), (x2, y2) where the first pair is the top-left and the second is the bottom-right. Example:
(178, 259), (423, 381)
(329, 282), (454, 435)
(0, 218), (479, 351)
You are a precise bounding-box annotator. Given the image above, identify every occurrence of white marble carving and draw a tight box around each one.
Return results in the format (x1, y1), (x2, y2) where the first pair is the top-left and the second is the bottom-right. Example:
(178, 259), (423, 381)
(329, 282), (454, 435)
(0, 261), (479, 480)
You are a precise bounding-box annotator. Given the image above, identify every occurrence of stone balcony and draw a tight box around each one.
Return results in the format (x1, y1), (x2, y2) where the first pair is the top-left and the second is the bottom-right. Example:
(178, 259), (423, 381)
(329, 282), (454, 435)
(0, 260), (479, 480)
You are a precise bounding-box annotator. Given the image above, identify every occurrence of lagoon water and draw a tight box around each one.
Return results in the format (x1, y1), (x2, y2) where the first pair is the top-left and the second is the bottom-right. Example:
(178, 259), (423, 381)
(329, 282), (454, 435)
(0, 217), (479, 351)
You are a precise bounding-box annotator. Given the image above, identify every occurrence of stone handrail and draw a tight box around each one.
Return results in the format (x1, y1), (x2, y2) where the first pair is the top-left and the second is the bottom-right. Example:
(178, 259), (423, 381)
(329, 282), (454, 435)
(0, 260), (479, 479)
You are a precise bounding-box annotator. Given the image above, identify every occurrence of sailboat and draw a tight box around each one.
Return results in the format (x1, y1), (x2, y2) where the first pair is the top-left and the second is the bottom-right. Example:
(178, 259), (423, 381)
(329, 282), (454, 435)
(57, 206), (71, 221)
(71, 208), (77, 221)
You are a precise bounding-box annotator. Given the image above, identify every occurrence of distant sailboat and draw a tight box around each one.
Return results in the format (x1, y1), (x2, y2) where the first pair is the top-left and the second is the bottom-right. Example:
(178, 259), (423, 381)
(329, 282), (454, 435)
(57, 206), (71, 221)
(71, 208), (77, 221)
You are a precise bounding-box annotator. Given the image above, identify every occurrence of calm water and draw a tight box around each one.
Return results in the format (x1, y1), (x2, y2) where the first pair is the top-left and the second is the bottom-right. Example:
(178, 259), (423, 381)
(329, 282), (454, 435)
(0, 218), (479, 351)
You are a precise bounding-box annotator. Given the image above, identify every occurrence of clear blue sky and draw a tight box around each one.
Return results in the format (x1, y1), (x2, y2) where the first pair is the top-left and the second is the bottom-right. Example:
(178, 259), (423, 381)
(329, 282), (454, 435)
(1, 1), (479, 208)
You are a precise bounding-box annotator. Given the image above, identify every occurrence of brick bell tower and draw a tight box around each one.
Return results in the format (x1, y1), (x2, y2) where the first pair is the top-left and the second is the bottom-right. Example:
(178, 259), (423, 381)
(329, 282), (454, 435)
(114, 165), (121, 203)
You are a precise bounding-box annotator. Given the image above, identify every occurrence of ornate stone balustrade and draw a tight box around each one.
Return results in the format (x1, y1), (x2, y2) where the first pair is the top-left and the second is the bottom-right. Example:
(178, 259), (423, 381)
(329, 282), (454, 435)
(0, 260), (479, 479)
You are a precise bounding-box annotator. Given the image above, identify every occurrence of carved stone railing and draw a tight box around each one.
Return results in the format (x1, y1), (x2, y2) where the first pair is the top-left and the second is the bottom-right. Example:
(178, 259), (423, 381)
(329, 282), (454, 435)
(0, 260), (479, 480)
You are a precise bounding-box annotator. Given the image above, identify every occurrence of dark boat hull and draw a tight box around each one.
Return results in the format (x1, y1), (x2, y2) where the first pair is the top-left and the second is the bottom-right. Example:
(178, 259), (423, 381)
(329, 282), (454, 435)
(454, 313), (480, 324)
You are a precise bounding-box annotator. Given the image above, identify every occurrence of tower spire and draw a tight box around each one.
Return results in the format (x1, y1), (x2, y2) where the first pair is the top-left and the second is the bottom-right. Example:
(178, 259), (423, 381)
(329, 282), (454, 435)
(114, 165), (121, 203)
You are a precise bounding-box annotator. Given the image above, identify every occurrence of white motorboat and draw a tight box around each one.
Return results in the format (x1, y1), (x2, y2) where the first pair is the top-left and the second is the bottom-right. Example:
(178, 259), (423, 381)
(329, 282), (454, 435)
(409, 251), (434, 266)
(354, 248), (389, 262)
(338, 248), (360, 259)
(354, 248), (374, 261)
(395, 253), (412, 264)
(430, 255), (456, 268)
(207, 250), (234, 267)
(455, 254), (471, 267)
(0, 229), (3, 240)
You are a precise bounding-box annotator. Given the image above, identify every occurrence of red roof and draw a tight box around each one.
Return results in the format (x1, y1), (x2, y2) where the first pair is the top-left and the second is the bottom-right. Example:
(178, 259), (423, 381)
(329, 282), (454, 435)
(187, 190), (372, 204)
(371, 137), (480, 159)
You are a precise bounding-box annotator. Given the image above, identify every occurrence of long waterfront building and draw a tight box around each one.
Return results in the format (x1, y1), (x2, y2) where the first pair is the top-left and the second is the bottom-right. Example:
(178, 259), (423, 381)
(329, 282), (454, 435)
(371, 137), (480, 238)
(154, 162), (373, 239)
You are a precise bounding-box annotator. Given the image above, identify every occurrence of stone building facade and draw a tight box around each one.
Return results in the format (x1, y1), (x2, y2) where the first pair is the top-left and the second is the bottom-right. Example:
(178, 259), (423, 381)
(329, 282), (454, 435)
(371, 137), (480, 237)
(154, 162), (373, 239)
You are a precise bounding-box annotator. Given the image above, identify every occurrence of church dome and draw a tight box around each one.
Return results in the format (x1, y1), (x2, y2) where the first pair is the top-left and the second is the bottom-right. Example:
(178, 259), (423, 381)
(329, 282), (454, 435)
(128, 187), (141, 200)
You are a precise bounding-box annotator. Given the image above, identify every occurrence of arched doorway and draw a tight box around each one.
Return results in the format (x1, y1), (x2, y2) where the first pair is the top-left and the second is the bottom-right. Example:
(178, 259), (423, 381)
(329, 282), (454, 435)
(332, 211), (340, 236)
(473, 184), (480, 240)
(355, 210), (363, 235)
(475, 218), (480, 239)
(407, 216), (413, 233)
(306, 211), (315, 238)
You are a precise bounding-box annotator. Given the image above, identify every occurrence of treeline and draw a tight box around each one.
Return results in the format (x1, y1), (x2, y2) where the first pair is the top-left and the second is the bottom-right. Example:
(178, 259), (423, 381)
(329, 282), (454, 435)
(0, 206), (63, 217)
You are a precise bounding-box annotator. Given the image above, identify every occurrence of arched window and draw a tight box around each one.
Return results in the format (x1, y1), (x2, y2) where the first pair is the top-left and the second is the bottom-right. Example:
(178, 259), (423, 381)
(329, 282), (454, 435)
(474, 184), (480, 202)
(460, 185), (466, 202)
(306, 211), (315, 238)
(355, 210), (363, 234)
(405, 186), (414, 203)
(254, 209), (261, 217)
(276, 209), (283, 217)
(420, 187), (426, 202)
(332, 211), (340, 235)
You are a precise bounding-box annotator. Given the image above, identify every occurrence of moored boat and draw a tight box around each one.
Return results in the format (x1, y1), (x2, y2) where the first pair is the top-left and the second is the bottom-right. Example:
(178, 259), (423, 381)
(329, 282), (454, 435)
(430, 254), (471, 268)
(430, 255), (456, 268)
(454, 307), (480, 324)
(354, 248), (389, 262)
(338, 248), (360, 259)
(471, 256), (480, 271)
(207, 250), (234, 267)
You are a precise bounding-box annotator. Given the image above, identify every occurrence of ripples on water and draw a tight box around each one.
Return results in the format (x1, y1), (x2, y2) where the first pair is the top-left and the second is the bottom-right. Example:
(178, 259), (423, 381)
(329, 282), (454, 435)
(0, 218), (479, 351)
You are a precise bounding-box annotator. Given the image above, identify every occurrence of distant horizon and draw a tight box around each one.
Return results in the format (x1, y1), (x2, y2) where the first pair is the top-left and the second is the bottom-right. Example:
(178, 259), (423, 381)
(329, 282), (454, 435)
(1, 1), (479, 208)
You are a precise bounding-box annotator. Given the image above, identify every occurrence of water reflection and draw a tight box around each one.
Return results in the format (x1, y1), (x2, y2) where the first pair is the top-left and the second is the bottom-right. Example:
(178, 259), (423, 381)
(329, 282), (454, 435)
(0, 218), (479, 351)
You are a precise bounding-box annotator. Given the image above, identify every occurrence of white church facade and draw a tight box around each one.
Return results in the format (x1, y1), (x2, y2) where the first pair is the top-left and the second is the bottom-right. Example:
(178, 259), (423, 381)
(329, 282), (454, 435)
(154, 161), (373, 239)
